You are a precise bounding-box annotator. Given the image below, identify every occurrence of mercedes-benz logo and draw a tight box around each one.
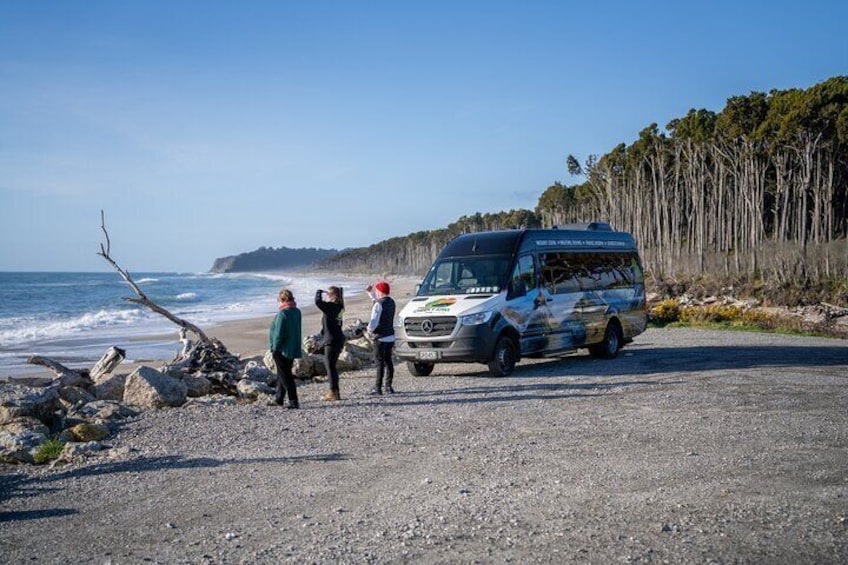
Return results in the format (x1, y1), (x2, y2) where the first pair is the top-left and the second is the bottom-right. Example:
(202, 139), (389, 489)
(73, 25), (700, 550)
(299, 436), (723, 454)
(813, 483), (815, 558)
(421, 319), (434, 334)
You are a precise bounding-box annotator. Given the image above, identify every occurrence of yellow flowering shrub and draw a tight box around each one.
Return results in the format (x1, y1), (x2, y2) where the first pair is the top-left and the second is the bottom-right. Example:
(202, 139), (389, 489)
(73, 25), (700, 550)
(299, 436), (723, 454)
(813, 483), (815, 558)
(648, 300), (681, 325)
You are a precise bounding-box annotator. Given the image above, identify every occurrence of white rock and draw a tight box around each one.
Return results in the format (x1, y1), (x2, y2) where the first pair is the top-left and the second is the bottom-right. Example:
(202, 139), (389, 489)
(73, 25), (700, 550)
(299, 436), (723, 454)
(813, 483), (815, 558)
(123, 366), (187, 409)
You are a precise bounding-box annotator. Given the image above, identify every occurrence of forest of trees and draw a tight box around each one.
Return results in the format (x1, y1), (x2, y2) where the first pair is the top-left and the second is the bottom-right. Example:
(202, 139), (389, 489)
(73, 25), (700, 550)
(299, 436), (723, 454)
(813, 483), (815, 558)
(538, 76), (848, 291)
(319, 210), (540, 274)
(322, 77), (848, 302)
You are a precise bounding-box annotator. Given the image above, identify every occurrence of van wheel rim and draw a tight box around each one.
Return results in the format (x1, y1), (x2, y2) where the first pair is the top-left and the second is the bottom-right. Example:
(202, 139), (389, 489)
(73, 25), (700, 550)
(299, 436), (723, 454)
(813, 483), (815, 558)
(607, 328), (619, 354)
(499, 344), (514, 371)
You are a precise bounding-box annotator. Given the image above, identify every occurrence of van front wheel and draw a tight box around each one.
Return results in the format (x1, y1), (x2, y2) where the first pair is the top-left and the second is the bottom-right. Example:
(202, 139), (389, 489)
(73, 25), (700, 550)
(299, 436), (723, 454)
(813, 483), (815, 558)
(488, 336), (517, 377)
(407, 361), (434, 377)
(589, 323), (621, 359)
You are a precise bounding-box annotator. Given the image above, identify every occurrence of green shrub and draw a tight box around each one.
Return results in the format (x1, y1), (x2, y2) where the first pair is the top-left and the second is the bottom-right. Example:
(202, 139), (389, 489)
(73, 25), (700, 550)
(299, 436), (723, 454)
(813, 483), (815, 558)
(33, 438), (65, 465)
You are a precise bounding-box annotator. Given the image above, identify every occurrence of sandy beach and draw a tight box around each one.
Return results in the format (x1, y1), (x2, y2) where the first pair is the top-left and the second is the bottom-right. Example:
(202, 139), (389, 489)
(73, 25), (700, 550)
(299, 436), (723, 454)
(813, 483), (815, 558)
(115, 274), (420, 378)
(208, 276), (419, 356)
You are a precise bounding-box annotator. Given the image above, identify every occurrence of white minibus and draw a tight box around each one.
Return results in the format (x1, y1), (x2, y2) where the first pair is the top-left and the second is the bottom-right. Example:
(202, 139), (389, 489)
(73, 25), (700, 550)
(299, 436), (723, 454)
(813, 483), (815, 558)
(395, 223), (647, 377)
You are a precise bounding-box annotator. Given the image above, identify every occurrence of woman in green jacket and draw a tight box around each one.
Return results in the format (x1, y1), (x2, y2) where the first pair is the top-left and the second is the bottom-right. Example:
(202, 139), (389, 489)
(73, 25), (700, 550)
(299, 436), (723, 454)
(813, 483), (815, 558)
(269, 289), (302, 408)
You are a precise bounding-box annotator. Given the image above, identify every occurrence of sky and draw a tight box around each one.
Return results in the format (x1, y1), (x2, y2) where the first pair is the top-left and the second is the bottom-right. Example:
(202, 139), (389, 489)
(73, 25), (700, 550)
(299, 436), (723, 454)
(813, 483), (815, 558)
(1, 1), (846, 272)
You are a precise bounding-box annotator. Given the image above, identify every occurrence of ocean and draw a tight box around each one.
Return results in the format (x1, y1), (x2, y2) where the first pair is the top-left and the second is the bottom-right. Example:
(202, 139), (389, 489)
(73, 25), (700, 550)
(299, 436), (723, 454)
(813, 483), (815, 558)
(0, 271), (366, 378)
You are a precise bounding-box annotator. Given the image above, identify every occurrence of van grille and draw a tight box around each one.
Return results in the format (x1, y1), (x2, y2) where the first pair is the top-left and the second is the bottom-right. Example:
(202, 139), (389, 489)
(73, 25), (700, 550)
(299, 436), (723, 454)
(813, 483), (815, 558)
(405, 316), (457, 337)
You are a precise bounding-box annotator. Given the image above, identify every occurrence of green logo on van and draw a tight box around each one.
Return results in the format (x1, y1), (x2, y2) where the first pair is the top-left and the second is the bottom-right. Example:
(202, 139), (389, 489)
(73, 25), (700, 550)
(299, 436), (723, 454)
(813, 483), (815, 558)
(415, 298), (457, 312)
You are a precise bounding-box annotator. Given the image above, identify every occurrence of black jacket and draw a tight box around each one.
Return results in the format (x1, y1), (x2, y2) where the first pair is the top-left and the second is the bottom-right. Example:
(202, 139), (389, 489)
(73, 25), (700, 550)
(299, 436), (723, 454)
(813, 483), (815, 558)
(315, 290), (345, 347)
(373, 296), (396, 339)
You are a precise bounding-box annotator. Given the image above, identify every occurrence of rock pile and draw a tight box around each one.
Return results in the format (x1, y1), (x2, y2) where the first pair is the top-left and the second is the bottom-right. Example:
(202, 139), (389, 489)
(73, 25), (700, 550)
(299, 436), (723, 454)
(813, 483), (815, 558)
(1, 321), (380, 466)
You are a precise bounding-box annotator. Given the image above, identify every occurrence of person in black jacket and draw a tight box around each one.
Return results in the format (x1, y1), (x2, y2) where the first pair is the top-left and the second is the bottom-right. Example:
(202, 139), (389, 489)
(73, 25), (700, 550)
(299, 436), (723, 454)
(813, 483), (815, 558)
(315, 286), (345, 401)
(366, 281), (396, 395)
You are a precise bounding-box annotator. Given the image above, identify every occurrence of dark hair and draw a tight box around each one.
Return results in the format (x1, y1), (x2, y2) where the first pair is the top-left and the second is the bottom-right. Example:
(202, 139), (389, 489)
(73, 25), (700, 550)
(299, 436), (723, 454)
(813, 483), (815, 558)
(328, 285), (344, 309)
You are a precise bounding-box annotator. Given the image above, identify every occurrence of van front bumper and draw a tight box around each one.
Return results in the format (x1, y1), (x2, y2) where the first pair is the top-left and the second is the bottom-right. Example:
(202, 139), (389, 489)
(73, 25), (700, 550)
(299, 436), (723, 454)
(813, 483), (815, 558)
(396, 323), (497, 364)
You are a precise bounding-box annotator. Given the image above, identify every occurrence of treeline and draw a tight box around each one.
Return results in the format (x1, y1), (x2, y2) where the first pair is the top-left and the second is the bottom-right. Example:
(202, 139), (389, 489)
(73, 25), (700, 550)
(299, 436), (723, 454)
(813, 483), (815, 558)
(321, 77), (848, 303)
(539, 76), (848, 288)
(211, 246), (338, 273)
(318, 210), (540, 274)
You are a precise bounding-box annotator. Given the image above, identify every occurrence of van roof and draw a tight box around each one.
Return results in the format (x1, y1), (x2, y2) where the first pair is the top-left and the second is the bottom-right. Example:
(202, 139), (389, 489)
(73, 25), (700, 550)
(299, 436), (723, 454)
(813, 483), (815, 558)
(438, 225), (637, 258)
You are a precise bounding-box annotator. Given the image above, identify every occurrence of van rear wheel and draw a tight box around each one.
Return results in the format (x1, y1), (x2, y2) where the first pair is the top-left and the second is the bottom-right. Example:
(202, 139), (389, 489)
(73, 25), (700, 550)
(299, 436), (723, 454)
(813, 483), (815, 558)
(589, 323), (622, 359)
(488, 336), (517, 377)
(407, 361), (434, 377)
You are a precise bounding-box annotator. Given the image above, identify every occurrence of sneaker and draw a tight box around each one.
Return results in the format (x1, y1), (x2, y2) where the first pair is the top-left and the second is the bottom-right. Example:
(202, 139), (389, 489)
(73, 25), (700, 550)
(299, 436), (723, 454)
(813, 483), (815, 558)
(286, 403), (299, 409)
(386, 386), (395, 394)
(321, 390), (340, 402)
(367, 388), (383, 396)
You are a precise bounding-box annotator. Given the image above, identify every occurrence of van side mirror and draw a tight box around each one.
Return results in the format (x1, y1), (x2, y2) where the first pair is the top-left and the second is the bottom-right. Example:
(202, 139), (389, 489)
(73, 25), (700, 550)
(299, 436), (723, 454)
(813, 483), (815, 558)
(414, 283), (421, 295)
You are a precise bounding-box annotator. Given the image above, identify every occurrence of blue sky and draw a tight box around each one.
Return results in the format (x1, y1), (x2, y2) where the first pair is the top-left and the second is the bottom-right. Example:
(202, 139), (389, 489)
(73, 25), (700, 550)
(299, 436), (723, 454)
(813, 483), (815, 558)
(1, 1), (846, 272)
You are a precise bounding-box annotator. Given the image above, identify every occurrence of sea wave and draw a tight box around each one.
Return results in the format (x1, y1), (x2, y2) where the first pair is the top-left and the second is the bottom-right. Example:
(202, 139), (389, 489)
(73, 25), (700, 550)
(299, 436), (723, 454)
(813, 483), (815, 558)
(0, 308), (147, 347)
(136, 278), (159, 284)
(249, 273), (294, 283)
(175, 292), (198, 300)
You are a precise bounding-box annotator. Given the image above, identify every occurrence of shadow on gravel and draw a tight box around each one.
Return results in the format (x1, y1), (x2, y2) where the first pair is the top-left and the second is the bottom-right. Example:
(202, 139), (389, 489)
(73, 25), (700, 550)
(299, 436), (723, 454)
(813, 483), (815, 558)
(609, 344), (848, 375)
(379, 380), (654, 407)
(45, 453), (350, 481)
(429, 344), (847, 379)
(0, 453), (349, 507)
(0, 507), (78, 523)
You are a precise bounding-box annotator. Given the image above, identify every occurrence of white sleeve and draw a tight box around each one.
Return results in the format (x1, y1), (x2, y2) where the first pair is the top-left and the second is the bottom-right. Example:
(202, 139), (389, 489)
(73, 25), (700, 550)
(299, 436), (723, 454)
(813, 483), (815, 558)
(367, 301), (382, 333)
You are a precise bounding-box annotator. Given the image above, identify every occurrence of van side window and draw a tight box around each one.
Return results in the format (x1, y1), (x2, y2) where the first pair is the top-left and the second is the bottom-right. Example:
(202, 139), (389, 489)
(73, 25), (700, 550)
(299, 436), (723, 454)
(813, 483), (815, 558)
(540, 252), (581, 294)
(509, 254), (536, 297)
(540, 251), (645, 293)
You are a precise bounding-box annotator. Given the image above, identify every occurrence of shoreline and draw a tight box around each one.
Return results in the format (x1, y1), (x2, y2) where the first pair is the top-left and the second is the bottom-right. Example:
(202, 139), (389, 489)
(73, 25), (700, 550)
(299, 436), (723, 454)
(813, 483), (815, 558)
(4, 274), (420, 380)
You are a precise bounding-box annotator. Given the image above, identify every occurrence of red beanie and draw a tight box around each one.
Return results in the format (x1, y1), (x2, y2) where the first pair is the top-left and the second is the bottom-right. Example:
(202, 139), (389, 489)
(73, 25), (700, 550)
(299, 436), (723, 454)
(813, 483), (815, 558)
(375, 281), (390, 295)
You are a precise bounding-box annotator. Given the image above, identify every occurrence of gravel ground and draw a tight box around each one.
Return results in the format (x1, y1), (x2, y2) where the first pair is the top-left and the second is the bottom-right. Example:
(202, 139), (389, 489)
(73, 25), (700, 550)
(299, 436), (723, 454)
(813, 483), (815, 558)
(2, 327), (847, 564)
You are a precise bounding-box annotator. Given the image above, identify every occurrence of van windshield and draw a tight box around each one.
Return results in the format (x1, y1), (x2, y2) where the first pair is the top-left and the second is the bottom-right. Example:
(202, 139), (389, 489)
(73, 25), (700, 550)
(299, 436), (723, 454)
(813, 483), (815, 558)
(418, 255), (512, 296)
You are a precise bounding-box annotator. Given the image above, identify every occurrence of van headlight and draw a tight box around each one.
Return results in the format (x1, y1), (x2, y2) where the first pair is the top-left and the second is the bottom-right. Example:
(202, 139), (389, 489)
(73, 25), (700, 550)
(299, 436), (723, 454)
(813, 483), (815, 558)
(460, 311), (493, 326)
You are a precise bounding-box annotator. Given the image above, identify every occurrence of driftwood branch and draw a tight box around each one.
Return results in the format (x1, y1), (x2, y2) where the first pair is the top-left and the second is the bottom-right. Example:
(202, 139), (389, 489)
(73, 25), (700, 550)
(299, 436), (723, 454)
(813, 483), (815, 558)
(90, 346), (126, 380)
(97, 210), (212, 345)
(26, 355), (87, 389)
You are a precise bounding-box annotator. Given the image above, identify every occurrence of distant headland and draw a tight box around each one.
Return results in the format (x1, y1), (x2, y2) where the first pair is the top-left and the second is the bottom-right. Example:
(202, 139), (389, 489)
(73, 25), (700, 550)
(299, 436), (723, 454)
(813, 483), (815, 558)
(209, 246), (339, 273)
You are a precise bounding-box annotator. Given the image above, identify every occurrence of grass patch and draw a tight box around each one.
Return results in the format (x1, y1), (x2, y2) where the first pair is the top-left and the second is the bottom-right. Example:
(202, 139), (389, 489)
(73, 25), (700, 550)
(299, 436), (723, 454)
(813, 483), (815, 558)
(33, 438), (65, 465)
(662, 320), (832, 338)
(648, 301), (840, 338)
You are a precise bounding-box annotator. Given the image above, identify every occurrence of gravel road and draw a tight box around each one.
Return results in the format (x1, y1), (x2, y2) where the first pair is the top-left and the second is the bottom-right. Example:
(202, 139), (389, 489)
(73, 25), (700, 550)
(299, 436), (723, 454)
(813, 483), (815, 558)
(2, 328), (847, 564)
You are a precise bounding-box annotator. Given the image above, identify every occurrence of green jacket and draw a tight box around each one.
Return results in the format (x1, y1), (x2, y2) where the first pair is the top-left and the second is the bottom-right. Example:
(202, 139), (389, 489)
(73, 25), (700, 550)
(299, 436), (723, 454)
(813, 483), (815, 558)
(269, 307), (302, 359)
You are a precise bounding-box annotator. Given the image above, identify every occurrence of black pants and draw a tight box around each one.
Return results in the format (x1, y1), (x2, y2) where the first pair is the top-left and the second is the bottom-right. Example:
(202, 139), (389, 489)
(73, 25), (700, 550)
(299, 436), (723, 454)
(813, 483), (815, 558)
(374, 340), (394, 391)
(272, 351), (298, 407)
(323, 343), (343, 393)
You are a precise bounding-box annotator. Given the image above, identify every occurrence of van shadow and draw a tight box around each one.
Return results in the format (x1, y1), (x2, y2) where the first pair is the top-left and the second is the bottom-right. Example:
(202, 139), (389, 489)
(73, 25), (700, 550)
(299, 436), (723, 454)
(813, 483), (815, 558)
(426, 343), (848, 380)
(377, 380), (655, 408)
(0, 453), (349, 513)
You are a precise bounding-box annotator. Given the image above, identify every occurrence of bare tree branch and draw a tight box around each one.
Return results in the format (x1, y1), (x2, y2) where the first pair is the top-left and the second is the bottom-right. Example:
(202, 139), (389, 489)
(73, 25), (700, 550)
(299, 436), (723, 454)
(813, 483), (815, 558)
(97, 210), (212, 345)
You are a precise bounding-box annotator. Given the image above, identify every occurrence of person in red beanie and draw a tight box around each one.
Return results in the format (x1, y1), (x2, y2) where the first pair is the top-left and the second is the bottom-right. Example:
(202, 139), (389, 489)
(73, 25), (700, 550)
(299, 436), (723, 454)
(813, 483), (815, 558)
(366, 281), (396, 394)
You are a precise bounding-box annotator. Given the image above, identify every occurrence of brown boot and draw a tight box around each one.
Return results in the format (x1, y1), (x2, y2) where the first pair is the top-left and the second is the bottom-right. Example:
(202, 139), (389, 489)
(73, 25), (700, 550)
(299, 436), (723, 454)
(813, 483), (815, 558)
(321, 390), (340, 402)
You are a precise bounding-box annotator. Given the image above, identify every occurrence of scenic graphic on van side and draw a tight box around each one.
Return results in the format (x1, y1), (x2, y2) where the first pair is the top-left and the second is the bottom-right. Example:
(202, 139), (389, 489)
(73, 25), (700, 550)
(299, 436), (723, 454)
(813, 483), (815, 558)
(395, 223), (647, 377)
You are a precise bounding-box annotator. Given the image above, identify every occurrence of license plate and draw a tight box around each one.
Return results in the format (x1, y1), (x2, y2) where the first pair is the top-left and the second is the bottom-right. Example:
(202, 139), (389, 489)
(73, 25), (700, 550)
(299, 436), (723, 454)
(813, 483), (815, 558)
(417, 350), (441, 361)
